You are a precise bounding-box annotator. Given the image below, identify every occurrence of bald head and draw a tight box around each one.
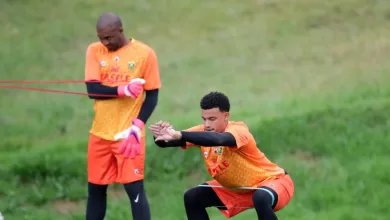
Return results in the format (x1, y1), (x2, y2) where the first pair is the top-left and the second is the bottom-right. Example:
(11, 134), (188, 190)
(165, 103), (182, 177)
(96, 12), (128, 51)
(96, 12), (123, 31)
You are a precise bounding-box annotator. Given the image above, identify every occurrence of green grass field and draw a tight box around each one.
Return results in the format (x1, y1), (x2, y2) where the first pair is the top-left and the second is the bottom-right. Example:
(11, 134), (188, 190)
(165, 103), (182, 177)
(1, 0), (390, 219)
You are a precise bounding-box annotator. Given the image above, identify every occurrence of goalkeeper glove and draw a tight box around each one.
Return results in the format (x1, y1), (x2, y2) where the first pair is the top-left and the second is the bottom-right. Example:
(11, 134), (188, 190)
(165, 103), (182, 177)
(117, 78), (146, 98)
(114, 118), (145, 159)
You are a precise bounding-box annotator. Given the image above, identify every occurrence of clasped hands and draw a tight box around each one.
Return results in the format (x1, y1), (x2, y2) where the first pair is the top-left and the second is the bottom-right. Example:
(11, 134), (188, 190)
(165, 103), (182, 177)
(148, 121), (182, 142)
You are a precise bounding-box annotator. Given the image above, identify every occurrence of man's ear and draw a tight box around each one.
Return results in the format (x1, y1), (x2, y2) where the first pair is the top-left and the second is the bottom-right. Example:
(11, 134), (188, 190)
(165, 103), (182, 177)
(224, 112), (230, 120)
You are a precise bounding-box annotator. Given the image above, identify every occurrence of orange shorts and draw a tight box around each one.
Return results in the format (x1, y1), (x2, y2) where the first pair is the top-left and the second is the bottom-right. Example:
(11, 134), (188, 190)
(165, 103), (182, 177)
(87, 133), (146, 185)
(207, 173), (294, 218)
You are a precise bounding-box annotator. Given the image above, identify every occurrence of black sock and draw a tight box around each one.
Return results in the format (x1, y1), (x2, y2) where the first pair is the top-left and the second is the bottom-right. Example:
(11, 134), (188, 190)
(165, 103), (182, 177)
(253, 187), (278, 220)
(86, 182), (108, 220)
(123, 180), (151, 220)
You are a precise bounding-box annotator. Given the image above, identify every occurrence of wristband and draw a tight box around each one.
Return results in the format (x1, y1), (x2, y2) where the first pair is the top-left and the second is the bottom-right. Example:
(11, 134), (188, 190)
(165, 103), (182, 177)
(132, 118), (145, 130)
(117, 85), (126, 96)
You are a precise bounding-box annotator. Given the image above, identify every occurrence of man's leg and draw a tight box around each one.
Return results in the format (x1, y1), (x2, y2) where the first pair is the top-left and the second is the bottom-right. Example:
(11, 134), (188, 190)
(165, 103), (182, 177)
(254, 173), (295, 220)
(184, 183), (226, 220)
(86, 134), (118, 220)
(252, 187), (278, 220)
(115, 136), (150, 220)
(86, 183), (108, 220)
(123, 180), (150, 220)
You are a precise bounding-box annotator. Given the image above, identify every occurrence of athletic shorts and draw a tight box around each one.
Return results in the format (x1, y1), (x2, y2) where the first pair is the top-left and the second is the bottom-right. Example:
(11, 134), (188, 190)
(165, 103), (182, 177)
(87, 133), (146, 185)
(207, 172), (294, 218)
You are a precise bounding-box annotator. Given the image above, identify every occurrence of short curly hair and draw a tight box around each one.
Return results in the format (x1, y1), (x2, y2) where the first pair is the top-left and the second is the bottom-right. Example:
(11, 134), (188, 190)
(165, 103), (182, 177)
(200, 91), (230, 112)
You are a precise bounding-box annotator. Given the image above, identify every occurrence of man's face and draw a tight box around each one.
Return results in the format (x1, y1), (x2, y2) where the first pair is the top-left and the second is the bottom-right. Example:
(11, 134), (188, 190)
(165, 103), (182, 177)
(201, 108), (229, 132)
(97, 27), (123, 51)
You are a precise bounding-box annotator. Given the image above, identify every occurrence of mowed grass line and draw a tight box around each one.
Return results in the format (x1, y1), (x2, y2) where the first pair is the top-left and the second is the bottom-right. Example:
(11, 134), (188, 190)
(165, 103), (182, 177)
(1, 0), (390, 219)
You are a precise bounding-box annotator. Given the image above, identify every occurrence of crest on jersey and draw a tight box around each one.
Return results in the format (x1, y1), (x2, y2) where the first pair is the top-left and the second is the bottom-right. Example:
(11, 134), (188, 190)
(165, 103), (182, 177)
(128, 61), (135, 70)
(218, 147), (223, 155)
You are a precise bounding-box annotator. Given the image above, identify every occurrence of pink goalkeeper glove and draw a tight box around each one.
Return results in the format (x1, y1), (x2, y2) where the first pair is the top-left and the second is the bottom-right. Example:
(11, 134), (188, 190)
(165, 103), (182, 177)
(117, 78), (146, 98)
(114, 118), (145, 159)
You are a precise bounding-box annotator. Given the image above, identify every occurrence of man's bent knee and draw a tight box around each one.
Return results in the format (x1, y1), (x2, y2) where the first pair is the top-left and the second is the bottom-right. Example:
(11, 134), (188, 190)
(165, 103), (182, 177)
(252, 187), (277, 208)
(184, 187), (204, 206)
(184, 188), (195, 205)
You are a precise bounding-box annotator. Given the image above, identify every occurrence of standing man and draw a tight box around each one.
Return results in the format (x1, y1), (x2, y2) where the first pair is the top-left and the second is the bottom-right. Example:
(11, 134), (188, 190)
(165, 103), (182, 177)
(149, 92), (294, 220)
(84, 12), (161, 220)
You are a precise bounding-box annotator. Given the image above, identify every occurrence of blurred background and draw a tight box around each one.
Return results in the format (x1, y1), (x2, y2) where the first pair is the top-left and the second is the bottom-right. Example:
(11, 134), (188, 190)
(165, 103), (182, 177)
(0, 0), (389, 219)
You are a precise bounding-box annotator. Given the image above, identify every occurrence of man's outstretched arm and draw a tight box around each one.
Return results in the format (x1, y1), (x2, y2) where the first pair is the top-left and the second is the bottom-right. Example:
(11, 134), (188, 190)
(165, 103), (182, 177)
(154, 137), (187, 148)
(178, 131), (237, 147)
(155, 131), (237, 148)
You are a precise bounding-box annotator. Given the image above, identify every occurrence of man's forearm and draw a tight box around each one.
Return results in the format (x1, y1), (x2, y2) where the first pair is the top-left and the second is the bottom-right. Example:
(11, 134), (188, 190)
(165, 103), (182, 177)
(137, 89), (158, 123)
(178, 131), (237, 147)
(154, 136), (187, 148)
(85, 81), (118, 100)
(86, 82), (159, 124)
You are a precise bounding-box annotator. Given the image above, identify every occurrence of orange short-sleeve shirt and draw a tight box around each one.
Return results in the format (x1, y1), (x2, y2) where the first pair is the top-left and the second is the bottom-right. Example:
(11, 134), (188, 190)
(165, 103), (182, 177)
(182, 121), (285, 191)
(84, 39), (161, 140)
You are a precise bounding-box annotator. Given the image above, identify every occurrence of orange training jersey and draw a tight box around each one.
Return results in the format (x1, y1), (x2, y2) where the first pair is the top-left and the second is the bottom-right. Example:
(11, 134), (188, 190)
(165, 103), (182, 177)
(84, 38), (161, 140)
(183, 121), (285, 192)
